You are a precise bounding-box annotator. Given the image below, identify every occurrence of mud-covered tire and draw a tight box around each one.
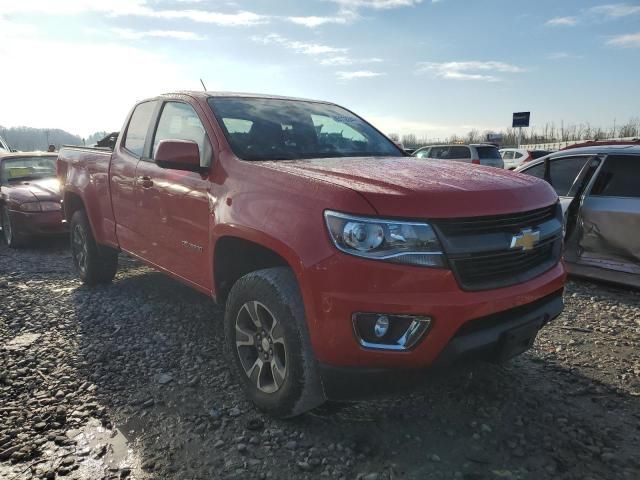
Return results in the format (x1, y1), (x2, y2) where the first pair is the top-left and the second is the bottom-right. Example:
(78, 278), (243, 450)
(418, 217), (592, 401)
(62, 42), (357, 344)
(1, 207), (29, 248)
(224, 267), (325, 418)
(70, 209), (118, 285)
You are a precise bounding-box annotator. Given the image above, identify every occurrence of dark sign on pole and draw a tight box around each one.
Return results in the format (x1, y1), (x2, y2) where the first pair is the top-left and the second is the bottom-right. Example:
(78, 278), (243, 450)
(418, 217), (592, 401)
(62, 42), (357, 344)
(512, 112), (530, 128)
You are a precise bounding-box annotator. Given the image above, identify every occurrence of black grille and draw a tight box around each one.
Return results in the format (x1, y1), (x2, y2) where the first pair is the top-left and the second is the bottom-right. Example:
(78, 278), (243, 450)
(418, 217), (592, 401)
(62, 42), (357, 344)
(436, 205), (557, 236)
(432, 204), (563, 291)
(449, 240), (559, 290)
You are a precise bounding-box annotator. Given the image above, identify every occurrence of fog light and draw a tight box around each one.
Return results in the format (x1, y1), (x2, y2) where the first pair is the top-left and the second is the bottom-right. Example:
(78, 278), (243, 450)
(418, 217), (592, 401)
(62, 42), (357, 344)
(374, 315), (390, 338)
(352, 313), (432, 351)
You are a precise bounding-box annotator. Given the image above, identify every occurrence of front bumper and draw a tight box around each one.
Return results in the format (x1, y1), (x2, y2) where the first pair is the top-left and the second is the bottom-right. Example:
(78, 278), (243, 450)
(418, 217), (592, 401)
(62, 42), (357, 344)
(8, 209), (67, 236)
(318, 289), (563, 400)
(301, 252), (566, 369)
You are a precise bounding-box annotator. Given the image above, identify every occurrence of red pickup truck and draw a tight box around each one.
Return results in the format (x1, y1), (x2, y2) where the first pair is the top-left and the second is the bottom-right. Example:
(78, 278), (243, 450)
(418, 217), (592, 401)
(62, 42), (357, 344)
(57, 92), (566, 417)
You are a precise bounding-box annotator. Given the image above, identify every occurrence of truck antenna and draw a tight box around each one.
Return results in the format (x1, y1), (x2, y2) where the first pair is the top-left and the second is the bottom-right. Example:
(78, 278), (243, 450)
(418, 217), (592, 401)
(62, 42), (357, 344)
(200, 78), (207, 91)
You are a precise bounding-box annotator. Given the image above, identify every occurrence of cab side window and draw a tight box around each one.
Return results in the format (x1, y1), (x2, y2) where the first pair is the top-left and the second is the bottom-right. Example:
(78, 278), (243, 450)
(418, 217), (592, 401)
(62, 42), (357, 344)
(415, 148), (430, 158)
(449, 146), (471, 159)
(152, 102), (213, 167)
(123, 101), (157, 157)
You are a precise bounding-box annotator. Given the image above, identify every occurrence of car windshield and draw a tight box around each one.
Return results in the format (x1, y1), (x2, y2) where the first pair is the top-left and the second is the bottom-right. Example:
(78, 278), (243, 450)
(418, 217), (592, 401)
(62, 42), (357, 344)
(0, 156), (57, 185)
(208, 97), (402, 161)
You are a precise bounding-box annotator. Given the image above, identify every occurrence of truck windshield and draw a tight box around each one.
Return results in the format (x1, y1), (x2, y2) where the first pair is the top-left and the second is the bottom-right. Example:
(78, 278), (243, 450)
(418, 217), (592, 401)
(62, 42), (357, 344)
(0, 156), (57, 185)
(208, 97), (402, 161)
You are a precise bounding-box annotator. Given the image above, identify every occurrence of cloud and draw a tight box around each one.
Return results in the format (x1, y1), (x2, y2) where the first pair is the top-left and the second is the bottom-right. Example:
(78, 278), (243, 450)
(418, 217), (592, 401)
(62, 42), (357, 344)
(1, 0), (145, 15)
(364, 114), (498, 138)
(0, 15), (37, 38)
(329, 0), (422, 9)
(0, 37), (197, 136)
(110, 28), (206, 40)
(589, 3), (640, 17)
(252, 34), (383, 72)
(287, 0), (420, 28)
(320, 56), (382, 66)
(547, 52), (583, 60)
(416, 61), (525, 82)
(252, 33), (347, 56)
(545, 16), (578, 26)
(336, 70), (385, 80)
(1, 0), (268, 26)
(144, 9), (267, 26)
(607, 32), (640, 47)
(287, 15), (350, 27)
(543, 4), (640, 29)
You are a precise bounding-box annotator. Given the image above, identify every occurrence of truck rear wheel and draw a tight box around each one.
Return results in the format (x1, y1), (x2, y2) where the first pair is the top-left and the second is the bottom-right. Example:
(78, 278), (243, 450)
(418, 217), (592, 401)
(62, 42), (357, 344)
(224, 267), (325, 418)
(70, 209), (118, 285)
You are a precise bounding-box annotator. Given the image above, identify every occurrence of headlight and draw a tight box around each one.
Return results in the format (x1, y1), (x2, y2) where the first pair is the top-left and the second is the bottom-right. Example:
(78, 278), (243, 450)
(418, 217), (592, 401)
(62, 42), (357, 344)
(19, 202), (41, 212)
(19, 201), (62, 212)
(40, 201), (62, 212)
(324, 210), (445, 267)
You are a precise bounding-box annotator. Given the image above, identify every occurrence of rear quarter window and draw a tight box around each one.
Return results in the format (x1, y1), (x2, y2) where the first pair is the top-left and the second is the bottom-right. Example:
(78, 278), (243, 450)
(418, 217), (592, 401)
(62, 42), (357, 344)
(123, 101), (157, 157)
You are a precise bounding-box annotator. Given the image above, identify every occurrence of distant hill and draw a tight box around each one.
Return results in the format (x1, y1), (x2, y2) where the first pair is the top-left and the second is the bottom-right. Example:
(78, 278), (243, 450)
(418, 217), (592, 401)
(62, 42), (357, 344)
(0, 126), (109, 151)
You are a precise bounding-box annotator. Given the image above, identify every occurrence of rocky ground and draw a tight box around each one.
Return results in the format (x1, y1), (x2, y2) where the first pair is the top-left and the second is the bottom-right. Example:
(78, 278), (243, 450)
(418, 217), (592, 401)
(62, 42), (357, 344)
(1, 238), (639, 480)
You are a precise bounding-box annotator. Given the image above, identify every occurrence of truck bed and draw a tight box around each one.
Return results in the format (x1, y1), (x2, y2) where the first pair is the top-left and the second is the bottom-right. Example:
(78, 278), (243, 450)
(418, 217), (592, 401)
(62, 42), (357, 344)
(57, 145), (118, 248)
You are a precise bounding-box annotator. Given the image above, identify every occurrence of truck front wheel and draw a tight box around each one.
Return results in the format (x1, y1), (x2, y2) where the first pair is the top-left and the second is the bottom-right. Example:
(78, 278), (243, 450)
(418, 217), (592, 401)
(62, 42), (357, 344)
(70, 209), (118, 285)
(224, 267), (325, 417)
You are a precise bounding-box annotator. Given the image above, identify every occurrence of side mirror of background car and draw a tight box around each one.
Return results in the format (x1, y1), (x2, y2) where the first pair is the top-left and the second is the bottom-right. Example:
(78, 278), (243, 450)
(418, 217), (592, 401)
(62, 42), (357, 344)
(155, 140), (204, 173)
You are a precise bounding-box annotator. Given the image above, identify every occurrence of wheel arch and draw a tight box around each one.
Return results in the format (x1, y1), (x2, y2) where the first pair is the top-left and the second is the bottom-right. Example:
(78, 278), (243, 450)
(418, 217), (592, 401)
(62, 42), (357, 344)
(213, 233), (303, 304)
(63, 189), (85, 222)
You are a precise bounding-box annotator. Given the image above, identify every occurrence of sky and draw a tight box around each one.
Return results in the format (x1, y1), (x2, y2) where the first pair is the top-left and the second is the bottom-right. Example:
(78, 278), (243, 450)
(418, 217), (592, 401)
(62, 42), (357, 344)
(0, 0), (639, 139)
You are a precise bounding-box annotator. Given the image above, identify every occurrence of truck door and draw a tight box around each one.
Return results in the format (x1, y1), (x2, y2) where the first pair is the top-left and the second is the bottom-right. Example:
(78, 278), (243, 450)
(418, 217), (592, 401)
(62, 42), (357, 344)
(134, 100), (213, 291)
(110, 100), (158, 252)
(574, 155), (640, 275)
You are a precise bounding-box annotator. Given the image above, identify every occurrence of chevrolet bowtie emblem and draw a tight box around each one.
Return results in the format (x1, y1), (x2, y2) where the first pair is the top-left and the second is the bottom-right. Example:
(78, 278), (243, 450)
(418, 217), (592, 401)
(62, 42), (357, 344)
(510, 228), (540, 251)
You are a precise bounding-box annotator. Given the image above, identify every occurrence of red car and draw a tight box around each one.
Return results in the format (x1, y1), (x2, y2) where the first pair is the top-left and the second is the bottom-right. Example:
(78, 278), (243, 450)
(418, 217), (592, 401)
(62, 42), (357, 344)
(0, 152), (66, 247)
(58, 92), (566, 417)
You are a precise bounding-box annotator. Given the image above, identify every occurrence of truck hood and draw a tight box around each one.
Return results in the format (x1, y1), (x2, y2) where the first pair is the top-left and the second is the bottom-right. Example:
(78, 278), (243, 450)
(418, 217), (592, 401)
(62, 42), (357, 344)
(6, 177), (61, 202)
(261, 157), (558, 218)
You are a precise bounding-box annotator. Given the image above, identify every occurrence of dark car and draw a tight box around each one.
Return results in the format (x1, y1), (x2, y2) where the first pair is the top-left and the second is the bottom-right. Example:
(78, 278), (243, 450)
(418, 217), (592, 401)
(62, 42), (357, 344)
(0, 152), (67, 247)
(515, 145), (640, 288)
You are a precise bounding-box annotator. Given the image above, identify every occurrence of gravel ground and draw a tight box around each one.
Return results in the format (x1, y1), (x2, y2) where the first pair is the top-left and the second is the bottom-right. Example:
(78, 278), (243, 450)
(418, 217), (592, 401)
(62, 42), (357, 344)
(1, 238), (639, 480)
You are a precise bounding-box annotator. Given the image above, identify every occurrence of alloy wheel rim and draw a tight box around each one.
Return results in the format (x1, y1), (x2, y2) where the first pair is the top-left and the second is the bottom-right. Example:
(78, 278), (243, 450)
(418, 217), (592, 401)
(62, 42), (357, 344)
(72, 224), (88, 274)
(235, 300), (287, 394)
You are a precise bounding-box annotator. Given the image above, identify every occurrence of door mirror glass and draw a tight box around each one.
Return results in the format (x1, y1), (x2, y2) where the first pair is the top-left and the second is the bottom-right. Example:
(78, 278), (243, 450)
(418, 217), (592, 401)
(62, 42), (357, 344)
(155, 140), (203, 172)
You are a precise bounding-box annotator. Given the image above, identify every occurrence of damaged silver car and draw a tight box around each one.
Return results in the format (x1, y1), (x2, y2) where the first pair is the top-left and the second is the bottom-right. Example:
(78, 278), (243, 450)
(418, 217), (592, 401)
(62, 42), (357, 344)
(516, 144), (640, 288)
